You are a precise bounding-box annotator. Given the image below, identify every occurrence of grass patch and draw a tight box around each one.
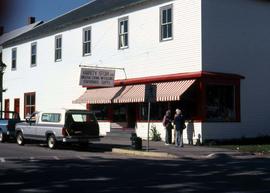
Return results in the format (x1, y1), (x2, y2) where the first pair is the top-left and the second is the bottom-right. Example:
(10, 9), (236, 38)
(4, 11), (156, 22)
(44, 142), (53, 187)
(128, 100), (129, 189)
(204, 136), (270, 154)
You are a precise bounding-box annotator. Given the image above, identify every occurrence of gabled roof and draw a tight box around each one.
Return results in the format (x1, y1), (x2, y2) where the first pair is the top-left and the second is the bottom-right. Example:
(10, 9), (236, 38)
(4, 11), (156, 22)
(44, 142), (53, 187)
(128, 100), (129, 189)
(0, 21), (43, 46)
(3, 0), (157, 47)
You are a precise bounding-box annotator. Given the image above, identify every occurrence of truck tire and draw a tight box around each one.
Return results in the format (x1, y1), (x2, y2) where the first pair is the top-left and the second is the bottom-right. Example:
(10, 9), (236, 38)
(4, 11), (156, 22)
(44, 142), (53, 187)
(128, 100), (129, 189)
(0, 130), (6, 143)
(16, 132), (25, 146)
(47, 135), (57, 149)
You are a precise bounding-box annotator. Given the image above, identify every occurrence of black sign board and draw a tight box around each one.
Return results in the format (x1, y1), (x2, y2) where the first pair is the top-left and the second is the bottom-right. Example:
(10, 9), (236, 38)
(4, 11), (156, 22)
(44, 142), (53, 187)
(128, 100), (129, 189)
(145, 84), (157, 102)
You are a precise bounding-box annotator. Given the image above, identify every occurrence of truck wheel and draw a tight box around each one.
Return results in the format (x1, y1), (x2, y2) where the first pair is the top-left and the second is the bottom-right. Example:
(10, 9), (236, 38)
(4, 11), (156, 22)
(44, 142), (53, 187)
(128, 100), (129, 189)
(16, 132), (25, 145)
(0, 130), (6, 143)
(47, 135), (57, 149)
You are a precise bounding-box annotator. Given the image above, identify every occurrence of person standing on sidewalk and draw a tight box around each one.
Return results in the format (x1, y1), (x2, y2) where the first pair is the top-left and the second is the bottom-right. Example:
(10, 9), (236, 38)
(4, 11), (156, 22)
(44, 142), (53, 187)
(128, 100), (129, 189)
(162, 110), (172, 145)
(174, 109), (186, 147)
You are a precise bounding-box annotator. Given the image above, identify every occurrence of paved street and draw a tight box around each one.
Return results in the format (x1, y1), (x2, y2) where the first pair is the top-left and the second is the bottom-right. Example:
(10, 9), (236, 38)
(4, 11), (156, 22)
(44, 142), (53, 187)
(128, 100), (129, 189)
(0, 138), (270, 193)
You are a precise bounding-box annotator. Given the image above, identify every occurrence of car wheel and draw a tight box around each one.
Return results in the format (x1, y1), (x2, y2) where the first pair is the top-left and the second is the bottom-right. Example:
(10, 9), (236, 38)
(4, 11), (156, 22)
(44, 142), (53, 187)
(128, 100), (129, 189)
(0, 130), (6, 143)
(16, 132), (25, 145)
(47, 135), (57, 149)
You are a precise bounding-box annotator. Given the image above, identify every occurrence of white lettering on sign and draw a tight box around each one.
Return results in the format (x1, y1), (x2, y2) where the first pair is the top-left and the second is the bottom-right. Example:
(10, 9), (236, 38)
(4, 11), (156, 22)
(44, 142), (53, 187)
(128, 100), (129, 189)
(79, 68), (115, 87)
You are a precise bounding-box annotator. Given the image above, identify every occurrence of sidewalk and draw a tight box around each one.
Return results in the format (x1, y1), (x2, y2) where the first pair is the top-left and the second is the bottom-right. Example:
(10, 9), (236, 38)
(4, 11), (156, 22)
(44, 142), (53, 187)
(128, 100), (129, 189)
(93, 136), (249, 159)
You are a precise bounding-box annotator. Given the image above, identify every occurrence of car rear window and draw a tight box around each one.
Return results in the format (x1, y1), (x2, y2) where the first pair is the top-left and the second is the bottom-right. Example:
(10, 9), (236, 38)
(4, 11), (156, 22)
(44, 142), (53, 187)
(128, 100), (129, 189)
(41, 113), (61, 123)
(70, 113), (96, 123)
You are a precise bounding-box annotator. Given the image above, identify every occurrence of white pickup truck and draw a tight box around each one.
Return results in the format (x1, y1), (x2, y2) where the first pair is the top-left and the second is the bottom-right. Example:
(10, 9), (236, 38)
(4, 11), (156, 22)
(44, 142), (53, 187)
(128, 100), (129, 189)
(15, 109), (100, 149)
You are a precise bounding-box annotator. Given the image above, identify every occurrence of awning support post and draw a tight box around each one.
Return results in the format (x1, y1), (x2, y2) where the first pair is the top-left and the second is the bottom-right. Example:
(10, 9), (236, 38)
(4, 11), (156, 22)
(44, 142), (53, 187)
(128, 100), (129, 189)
(147, 101), (151, 152)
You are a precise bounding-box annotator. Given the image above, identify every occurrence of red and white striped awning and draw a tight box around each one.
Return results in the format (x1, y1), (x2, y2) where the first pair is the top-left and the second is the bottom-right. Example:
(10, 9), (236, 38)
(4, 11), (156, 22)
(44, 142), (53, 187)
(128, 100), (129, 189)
(113, 84), (146, 103)
(73, 79), (196, 104)
(112, 80), (196, 103)
(155, 79), (196, 101)
(73, 87), (122, 104)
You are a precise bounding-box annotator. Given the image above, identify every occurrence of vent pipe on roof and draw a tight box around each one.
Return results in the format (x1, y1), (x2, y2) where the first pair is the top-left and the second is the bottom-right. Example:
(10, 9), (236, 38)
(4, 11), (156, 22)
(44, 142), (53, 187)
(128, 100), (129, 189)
(0, 26), (4, 36)
(28, 17), (35, 24)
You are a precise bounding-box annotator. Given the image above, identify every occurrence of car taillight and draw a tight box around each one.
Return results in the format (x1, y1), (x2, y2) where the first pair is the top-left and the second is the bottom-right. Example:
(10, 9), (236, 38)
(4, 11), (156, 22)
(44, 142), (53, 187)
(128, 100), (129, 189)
(62, 128), (67, 137)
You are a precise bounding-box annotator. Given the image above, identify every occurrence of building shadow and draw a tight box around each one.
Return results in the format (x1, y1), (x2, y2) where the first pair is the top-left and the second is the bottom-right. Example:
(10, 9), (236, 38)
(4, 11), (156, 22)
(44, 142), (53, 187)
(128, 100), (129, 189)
(186, 120), (195, 145)
(1, 155), (270, 193)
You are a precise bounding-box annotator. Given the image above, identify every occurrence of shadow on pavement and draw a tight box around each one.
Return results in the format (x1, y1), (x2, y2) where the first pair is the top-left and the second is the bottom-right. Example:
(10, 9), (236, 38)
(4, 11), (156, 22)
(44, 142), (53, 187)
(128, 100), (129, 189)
(0, 154), (270, 193)
(32, 141), (131, 153)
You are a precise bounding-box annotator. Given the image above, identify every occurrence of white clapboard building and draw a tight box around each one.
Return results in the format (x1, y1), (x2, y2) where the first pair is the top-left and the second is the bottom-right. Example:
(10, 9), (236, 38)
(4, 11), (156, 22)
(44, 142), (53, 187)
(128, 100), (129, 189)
(1, 0), (269, 143)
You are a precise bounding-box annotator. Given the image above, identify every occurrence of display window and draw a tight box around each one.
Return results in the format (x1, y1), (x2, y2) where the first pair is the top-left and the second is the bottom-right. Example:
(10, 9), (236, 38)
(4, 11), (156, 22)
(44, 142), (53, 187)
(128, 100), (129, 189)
(91, 105), (109, 120)
(205, 84), (239, 122)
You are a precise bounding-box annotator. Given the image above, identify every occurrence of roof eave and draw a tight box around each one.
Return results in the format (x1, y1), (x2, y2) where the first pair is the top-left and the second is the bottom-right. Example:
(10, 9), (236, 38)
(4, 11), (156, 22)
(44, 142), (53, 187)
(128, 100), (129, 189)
(3, 0), (151, 47)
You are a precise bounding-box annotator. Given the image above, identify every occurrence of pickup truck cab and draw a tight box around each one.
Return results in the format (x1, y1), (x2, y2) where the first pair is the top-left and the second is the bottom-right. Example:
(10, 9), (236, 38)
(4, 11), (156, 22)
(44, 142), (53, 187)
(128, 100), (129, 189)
(0, 111), (21, 143)
(15, 109), (100, 149)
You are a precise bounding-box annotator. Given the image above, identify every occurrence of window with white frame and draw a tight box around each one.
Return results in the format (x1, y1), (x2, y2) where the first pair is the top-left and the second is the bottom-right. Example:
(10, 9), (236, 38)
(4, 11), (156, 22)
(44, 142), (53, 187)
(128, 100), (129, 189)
(24, 92), (35, 118)
(31, 42), (37, 66)
(11, 48), (17, 70)
(118, 17), (128, 49)
(55, 35), (62, 61)
(83, 27), (91, 56)
(160, 5), (173, 41)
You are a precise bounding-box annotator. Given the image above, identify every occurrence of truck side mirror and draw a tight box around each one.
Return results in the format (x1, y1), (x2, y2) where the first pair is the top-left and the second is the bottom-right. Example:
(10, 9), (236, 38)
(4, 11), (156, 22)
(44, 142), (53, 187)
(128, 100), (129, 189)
(25, 118), (32, 125)
(25, 113), (31, 121)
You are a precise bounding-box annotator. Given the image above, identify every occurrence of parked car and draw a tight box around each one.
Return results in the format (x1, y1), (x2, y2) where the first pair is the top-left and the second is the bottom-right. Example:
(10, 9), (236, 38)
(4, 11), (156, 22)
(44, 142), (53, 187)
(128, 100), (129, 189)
(15, 109), (100, 149)
(0, 111), (21, 143)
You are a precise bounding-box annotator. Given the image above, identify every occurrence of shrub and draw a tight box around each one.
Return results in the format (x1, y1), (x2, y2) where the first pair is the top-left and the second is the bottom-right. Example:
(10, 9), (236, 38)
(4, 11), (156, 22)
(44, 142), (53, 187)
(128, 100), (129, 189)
(150, 125), (161, 141)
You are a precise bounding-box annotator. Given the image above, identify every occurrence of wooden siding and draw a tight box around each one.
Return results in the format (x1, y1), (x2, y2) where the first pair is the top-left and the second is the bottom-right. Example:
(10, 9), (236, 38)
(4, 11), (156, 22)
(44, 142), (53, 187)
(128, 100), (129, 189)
(2, 0), (201, 119)
(202, 0), (270, 138)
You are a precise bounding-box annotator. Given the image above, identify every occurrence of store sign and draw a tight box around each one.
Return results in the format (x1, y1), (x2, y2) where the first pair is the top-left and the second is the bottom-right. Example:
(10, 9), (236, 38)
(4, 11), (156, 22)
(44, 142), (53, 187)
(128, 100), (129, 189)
(79, 68), (115, 87)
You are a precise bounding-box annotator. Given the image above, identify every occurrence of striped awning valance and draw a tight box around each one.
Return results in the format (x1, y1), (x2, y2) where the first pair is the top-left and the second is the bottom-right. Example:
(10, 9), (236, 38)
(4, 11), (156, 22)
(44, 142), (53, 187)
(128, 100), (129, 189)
(113, 84), (146, 103)
(73, 79), (196, 104)
(155, 79), (196, 102)
(73, 86), (122, 104)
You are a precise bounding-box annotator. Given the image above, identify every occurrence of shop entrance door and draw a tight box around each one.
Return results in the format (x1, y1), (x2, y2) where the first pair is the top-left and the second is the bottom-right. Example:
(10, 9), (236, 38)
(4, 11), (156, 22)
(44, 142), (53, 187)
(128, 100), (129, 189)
(127, 104), (136, 128)
(112, 104), (128, 128)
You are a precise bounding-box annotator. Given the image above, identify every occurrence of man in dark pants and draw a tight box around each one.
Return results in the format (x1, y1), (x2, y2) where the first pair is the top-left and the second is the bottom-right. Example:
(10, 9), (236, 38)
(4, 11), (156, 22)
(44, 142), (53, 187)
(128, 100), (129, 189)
(174, 109), (186, 147)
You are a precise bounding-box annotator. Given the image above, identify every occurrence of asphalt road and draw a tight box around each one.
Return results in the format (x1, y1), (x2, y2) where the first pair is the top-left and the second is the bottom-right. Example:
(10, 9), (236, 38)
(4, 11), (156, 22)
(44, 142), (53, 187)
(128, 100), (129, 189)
(0, 143), (270, 193)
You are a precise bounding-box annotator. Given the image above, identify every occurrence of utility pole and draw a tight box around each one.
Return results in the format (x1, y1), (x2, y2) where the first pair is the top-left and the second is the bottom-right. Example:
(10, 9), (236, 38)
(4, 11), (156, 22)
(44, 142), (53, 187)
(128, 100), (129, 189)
(0, 53), (7, 118)
(145, 84), (157, 151)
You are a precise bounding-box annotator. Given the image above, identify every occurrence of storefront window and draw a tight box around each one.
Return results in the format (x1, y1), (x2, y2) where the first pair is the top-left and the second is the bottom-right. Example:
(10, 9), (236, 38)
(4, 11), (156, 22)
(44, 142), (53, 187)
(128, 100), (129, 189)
(206, 85), (236, 122)
(139, 102), (168, 121)
(91, 105), (109, 120)
(113, 104), (127, 122)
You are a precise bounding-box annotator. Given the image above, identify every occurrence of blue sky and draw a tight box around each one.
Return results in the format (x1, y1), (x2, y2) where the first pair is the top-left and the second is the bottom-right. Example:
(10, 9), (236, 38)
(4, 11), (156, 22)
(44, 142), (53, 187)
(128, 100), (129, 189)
(0, 0), (90, 32)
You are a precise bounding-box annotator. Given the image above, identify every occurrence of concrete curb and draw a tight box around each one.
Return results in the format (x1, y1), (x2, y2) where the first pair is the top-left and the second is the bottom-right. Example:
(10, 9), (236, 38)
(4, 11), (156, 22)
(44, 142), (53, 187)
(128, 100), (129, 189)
(112, 148), (179, 159)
